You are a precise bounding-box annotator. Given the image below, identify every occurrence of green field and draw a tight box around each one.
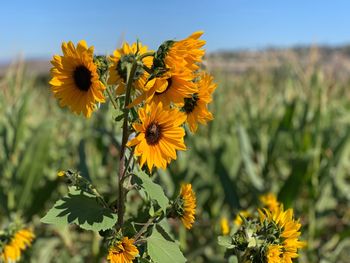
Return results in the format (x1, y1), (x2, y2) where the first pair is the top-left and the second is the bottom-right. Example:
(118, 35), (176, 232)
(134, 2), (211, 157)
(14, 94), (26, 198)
(1, 50), (350, 262)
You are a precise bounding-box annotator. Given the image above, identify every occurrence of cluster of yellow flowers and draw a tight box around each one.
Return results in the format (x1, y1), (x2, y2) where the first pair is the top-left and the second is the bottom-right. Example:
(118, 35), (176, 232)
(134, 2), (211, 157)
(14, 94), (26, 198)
(260, 205), (306, 263)
(49, 31), (216, 173)
(49, 32), (207, 263)
(0, 228), (35, 263)
(219, 193), (305, 263)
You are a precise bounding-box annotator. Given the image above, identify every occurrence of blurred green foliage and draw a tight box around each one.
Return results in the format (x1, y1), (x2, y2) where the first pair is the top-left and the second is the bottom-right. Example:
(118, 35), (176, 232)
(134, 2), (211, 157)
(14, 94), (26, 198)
(1, 56), (350, 262)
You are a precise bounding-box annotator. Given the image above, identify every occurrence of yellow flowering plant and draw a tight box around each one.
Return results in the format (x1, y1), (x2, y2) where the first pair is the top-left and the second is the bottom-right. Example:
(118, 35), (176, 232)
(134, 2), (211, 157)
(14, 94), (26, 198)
(218, 194), (306, 263)
(42, 31), (216, 262)
(0, 221), (35, 263)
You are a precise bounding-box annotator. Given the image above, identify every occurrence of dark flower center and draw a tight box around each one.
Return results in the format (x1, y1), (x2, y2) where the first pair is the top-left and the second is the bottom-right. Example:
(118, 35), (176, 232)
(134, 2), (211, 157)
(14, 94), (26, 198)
(73, 65), (92, 91)
(145, 122), (162, 145)
(183, 93), (199, 113)
(155, 78), (172, 95)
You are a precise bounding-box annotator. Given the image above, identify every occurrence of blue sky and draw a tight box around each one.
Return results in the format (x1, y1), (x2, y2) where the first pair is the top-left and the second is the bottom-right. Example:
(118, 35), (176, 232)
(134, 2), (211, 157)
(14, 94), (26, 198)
(1, 0), (350, 62)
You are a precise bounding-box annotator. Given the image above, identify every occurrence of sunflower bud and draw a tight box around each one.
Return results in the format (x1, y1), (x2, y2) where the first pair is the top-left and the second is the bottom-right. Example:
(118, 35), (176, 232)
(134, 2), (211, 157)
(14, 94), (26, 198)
(167, 184), (196, 229)
(93, 55), (110, 82)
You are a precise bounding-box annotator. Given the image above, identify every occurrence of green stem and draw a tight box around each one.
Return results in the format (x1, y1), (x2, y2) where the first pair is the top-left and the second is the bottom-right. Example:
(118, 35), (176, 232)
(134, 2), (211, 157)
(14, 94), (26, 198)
(142, 65), (152, 74)
(117, 60), (138, 228)
(133, 208), (163, 241)
(138, 51), (155, 60)
(106, 86), (118, 110)
(133, 216), (156, 242)
(122, 147), (135, 180)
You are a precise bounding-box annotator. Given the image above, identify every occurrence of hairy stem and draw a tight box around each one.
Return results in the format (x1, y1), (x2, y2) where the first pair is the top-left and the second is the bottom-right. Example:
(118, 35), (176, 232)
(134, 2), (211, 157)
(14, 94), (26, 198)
(117, 60), (138, 228)
(106, 86), (118, 110)
(122, 147), (135, 179)
(133, 216), (157, 242)
(138, 51), (155, 60)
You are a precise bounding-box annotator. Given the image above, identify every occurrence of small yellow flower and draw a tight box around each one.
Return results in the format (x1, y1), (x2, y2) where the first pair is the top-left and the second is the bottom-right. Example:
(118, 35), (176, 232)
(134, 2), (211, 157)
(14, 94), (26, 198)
(233, 210), (251, 226)
(165, 31), (206, 72)
(259, 205), (306, 262)
(183, 72), (217, 133)
(0, 229), (35, 263)
(220, 217), (230, 235)
(260, 193), (280, 212)
(49, 40), (106, 118)
(266, 244), (282, 263)
(179, 184), (196, 229)
(108, 42), (153, 95)
(127, 102), (186, 171)
(107, 237), (138, 263)
(144, 70), (197, 107)
(57, 171), (65, 177)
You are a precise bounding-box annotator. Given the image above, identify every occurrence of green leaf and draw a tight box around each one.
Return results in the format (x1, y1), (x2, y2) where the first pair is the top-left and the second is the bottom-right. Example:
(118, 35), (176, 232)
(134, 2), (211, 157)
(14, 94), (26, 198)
(16, 123), (53, 212)
(278, 157), (309, 208)
(136, 171), (169, 212)
(228, 256), (239, 263)
(218, 236), (234, 249)
(147, 227), (186, 263)
(157, 219), (174, 240)
(237, 125), (263, 190)
(41, 188), (117, 231)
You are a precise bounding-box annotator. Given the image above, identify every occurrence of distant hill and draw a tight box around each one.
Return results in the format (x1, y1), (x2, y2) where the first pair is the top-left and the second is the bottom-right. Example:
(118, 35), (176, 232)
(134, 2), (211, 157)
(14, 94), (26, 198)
(206, 45), (350, 81)
(0, 59), (51, 76)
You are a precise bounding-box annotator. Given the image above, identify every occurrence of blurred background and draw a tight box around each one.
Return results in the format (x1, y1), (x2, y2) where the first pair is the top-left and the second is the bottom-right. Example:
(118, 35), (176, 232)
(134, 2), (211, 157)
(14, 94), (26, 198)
(1, 0), (350, 262)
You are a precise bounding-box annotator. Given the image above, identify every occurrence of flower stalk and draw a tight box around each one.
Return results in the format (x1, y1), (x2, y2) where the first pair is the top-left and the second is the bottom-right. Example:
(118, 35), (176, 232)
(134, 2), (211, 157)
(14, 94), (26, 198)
(117, 60), (138, 228)
(46, 32), (212, 262)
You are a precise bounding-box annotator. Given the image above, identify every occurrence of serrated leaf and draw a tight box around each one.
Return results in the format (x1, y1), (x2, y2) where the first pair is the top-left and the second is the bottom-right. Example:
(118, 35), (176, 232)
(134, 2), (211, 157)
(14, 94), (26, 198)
(136, 171), (169, 212)
(148, 228), (186, 263)
(157, 219), (174, 240)
(41, 188), (117, 231)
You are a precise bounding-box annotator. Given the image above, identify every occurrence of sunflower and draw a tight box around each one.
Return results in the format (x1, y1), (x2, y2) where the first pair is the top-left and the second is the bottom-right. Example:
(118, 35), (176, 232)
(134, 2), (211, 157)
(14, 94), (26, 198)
(260, 193), (280, 213)
(259, 205), (306, 263)
(220, 217), (230, 235)
(233, 210), (251, 226)
(164, 31), (206, 72)
(143, 69), (197, 107)
(127, 102), (186, 170)
(49, 40), (106, 118)
(0, 229), (35, 263)
(182, 72), (217, 132)
(179, 184), (196, 229)
(107, 237), (138, 263)
(266, 244), (283, 263)
(108, 42), (153, 95)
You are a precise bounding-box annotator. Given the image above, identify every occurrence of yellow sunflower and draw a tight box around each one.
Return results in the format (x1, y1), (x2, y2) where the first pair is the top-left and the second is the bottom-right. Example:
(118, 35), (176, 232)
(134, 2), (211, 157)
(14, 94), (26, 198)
(233, 210), (251, 226)
(259, 205), (306, 263)
(107, 237), (138, 263)
(165, 31), (206, 72)
(220, 217), (230, 235)
(179, 184), (196, 229)
(127, 102), (186, 170)
(266, 244), (283, 263)
(144, 69), (197, 107)
(183, 72), (217, 132)
(0, 229), (35, 263)
(108, 42), (153, 95)
(49, 40), (106, 118)
(260, 193), (280, 213)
